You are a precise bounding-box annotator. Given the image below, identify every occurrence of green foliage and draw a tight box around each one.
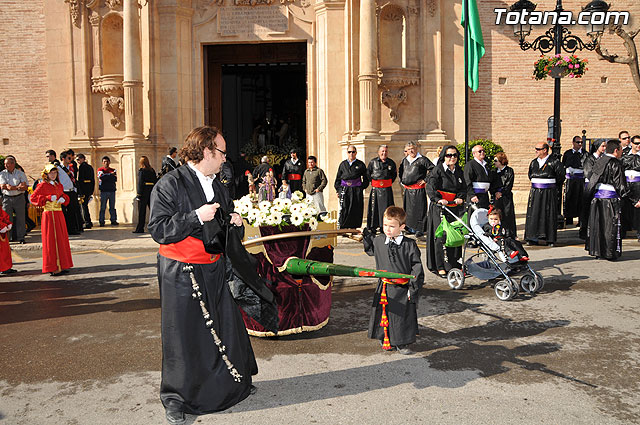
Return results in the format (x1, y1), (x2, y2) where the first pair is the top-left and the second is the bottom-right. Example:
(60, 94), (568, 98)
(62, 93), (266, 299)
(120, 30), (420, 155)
(455, 139), (503, 170)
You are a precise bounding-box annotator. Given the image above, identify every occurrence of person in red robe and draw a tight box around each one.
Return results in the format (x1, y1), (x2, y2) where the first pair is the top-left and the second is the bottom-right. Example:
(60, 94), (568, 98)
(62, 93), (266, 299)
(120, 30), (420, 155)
(0, 206), (16, 274)
(30, 164), (73, 276)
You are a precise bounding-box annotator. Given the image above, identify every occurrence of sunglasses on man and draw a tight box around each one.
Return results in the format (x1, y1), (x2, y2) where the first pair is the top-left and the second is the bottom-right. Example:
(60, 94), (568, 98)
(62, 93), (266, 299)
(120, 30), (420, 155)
(347, 150), (356, 153)
(535, 147), (547, 151)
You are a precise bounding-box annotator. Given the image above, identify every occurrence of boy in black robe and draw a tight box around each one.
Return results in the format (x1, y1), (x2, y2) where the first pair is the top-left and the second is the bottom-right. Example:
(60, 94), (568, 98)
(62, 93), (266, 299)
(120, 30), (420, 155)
(482, 208), (529, 262)
(585, 139), (628, 260)
(362, 206), (424, 355)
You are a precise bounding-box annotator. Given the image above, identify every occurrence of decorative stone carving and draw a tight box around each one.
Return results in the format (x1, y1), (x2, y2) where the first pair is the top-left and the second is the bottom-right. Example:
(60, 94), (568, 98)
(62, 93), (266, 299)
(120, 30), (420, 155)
(234, 0), (273, 6)
(65, 0), (82, 27)
(102, 96), (124, 128)
(408, 6), (419, 15)
(426, 0), (437, 17)
(106, 0), (122, 9)
(378, 67), (420, 122)
(92, 74), (124, 96)
(380, 5), (403, 21)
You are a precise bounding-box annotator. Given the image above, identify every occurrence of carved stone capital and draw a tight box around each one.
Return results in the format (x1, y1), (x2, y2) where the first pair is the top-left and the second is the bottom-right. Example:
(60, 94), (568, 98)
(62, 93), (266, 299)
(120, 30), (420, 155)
(65, 0), (82, 27)
(89, 11), (101, 26)
(92, 74), (124, 96)
(377, 67), (420, 122)
(380, 89), (407, 123)
(106, 0), (122, 9)
(426, 0), (437, 17)
(102, 96), (125, 129)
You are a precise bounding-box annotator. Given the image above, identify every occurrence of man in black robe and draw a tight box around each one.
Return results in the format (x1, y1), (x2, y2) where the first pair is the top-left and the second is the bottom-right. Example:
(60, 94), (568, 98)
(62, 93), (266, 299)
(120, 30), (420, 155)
(367, 145), (397, 232)
(233, 152), (252, 198)
(282, 149), (305, 194)
(463, 144), (491, 209)
(619, 130), (631, 156)
(161, 147), (180, 176)
(399, 141), (433, 236)
(585, 139), (628, 260)
(335, 146), (369, 228)
(579, 139), (607, 239)
(524, 142), (565, 246)
(76, 154), (95, 229)
(252, 156), (272, 186)
(148, 126), (257, 425)
(562, 136), (588, 226)
(622, 135), (640, 241)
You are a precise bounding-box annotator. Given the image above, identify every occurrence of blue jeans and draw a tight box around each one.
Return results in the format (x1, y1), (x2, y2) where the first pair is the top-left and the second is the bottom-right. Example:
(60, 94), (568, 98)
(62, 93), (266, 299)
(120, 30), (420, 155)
(99, 191), (117, 224)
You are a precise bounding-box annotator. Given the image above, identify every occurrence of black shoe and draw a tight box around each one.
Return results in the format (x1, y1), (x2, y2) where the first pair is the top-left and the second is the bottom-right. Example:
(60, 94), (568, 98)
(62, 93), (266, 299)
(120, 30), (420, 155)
(26, 224), (36, 233)
(19, 239), (25, 244)
(165, 408), (185, 425)
(50, 269), (69, 277)
(99, 223), (105, 227)
(111, 222), (119, 226)
(84, 223), (93, 229)
(1, 268), (17, 275)
(396, 345), (414, 355)
(250, 385), (257, 395)
(526, 241), (538, 246)
(68, 232), (81, 236)
(132, 230), (144, 234)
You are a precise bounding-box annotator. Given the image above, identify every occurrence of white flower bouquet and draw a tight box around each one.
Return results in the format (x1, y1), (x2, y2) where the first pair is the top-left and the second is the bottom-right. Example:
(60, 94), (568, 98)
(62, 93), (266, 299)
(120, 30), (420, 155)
(233, 194), (335, 230)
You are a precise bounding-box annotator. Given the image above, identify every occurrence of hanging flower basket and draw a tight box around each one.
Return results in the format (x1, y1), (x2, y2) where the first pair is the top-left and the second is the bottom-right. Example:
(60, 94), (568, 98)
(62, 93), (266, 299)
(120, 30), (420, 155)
(533, 54), (589, 80)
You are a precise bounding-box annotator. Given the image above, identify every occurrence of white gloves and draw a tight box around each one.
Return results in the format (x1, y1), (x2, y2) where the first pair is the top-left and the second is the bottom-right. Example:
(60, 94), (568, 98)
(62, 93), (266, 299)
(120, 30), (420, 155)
(57, 197), (65, 204)
(0, 226), (8, 234)
(50, 195), (57, 202)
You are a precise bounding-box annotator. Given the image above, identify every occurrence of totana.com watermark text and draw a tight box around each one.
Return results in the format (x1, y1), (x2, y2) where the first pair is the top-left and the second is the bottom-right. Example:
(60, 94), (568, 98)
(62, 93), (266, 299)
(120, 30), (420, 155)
(494, 9), (630, 26)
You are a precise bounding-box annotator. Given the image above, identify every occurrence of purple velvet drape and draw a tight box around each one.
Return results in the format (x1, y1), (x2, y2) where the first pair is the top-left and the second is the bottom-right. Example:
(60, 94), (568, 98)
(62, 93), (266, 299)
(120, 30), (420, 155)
(240, 225), (334, 334)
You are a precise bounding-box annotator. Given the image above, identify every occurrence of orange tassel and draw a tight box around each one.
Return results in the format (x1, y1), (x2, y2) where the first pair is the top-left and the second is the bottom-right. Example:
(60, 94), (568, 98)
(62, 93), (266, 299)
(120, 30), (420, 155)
(379, 280), (392, 350)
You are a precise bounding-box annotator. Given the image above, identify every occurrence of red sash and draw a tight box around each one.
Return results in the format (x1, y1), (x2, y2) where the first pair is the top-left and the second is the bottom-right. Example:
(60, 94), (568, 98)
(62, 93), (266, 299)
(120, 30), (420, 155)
(288, 174), (302, 180)
(372, 179), (392, 188)
(437, 190), (457, 207)
(404, 182), (426, 190)
(159, 236), (221, 264)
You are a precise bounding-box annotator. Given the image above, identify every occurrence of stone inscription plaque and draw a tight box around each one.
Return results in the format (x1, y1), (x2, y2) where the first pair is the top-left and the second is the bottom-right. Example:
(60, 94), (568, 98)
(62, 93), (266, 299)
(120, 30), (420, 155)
(218, 6), (288, 36)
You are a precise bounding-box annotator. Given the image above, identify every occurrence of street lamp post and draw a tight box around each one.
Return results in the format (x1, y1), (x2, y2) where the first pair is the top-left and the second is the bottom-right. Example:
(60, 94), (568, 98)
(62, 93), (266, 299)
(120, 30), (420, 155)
(510, 0), (610, 157)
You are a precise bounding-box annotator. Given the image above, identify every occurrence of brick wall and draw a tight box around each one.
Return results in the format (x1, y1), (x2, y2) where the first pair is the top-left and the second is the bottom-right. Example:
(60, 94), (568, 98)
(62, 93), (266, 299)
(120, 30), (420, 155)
(0, 0), (51, 181)
(471, 0), (640, 209)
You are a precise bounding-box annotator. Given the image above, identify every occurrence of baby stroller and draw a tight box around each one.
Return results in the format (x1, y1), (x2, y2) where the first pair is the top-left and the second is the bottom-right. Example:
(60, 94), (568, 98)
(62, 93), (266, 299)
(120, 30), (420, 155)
(439, 205), (544, 301)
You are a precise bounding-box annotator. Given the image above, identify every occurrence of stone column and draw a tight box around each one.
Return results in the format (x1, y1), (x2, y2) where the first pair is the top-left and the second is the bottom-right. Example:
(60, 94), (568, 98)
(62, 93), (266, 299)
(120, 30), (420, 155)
(122, 0), (144, 142)
(357, 0), (379, 137)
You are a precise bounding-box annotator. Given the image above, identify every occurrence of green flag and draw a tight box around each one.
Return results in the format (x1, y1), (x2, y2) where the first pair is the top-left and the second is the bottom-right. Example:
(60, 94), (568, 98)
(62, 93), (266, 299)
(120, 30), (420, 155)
(462, 0), (485, 92)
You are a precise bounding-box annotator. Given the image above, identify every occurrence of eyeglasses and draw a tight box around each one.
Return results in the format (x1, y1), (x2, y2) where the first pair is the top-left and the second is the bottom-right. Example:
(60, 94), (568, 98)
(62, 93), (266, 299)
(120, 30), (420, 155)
(476, 150), (485, 153)
(574, 141), (583, 143)
(444, 153), (458, 158)
(535, 147), (547, 151)
(214, 147), (227, 157)
(347, 150), (356, 154)
(621, 136), (630, 140)
(632, 141), (640, 145)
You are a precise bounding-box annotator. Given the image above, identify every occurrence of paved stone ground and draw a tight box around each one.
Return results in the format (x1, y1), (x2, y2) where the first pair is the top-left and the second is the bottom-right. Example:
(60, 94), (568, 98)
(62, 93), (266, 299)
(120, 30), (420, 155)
(0, 224), (639, 424)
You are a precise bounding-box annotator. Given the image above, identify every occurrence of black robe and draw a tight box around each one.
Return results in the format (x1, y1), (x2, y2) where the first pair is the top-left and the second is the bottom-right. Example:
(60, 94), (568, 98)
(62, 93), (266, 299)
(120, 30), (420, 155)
(252, 163), (272, 186)
(334, 159), (369, 229)
(363, 233), (424, 346)
(463, 159), (491, 209)
(585, 155), (627, 259)
(399, 155), (433, 232)
(148, 165), (257, 415)
(282, 158), (305, 194)
(579, 153), (600, 239)
(562, 148), (588, 222)
(367, 157), (397, 230)
(622, 153), (640, 235)
(524, 156), (565, 243)
(490, 166), (517, 237)
(425, 164), (466, 273)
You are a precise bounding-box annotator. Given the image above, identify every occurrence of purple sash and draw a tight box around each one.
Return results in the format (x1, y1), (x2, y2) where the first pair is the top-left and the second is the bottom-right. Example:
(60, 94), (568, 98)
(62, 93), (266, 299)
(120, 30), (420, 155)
(341, 179), (362, 187)
(594, 189), (618, 199)
(565, 172), (584, 179)
(626, 176), (640, 183)
(532, 182), (556, 189)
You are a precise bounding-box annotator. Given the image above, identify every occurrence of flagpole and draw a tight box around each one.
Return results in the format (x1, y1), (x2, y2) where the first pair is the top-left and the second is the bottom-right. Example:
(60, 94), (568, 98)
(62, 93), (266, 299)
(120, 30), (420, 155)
(464, 0), (470, 165)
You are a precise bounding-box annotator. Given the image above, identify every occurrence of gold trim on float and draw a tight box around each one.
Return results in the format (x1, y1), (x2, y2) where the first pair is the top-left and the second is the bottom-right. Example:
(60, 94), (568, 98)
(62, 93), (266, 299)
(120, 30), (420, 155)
(246, 317), (329, 337)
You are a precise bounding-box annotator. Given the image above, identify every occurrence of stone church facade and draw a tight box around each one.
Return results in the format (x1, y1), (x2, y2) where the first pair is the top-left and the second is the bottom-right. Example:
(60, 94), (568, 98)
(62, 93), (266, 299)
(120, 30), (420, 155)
(1, 0), (639, 221)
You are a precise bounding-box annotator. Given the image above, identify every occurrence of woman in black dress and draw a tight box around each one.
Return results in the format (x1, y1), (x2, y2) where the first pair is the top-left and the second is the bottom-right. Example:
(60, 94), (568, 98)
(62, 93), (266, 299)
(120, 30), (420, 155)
(426, 145), (466, 277)
(490, 152), (517, 237)
(133, 156), (157, 233)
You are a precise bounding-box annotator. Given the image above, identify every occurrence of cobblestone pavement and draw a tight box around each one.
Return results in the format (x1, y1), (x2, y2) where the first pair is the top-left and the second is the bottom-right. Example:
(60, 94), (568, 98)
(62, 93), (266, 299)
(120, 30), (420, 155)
(1, 224), (639, 424)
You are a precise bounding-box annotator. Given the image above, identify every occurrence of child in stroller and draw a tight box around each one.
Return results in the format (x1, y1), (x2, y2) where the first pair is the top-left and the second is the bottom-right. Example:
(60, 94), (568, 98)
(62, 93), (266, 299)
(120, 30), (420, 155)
(483, 208), (529, 263)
